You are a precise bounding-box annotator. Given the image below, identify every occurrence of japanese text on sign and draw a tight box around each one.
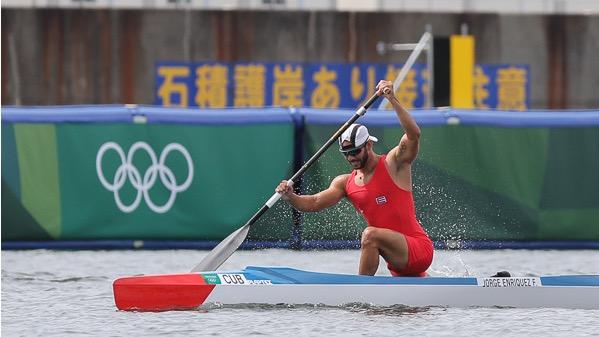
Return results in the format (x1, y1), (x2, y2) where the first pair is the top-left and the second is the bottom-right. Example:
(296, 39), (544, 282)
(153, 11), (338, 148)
(156, 62), (529, 110)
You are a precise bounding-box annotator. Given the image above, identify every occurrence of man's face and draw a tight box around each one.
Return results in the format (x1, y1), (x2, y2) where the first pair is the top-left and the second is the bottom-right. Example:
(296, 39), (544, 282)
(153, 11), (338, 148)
(341, 141), (369, 169)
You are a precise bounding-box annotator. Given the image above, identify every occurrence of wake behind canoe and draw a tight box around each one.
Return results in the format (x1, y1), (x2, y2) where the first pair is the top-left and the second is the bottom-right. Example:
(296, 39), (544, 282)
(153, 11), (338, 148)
(113, 266), (599, 311)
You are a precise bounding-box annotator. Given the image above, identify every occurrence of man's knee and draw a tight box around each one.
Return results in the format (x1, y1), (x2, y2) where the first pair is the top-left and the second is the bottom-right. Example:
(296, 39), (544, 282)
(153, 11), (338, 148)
(361, 227), (381, 248)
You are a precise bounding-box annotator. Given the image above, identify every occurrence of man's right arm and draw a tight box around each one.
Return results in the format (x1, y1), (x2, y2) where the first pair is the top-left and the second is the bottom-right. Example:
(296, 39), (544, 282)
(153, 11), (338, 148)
(275, 175), (348, 212)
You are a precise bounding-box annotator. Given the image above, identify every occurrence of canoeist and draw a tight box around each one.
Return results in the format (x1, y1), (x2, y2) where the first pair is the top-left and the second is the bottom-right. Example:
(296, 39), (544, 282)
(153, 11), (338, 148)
(276, 80), (433, 277)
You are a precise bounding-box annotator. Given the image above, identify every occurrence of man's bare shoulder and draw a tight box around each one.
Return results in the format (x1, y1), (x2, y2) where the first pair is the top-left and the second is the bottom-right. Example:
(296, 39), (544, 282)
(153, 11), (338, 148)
(386, 134), (418, 169)
(331, 174), (350, 189)
(385, 147), (401, 170)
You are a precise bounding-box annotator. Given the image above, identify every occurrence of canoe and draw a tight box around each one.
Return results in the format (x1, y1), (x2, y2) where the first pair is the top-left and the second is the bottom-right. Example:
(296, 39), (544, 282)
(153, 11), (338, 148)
(113, 266), (599, 311)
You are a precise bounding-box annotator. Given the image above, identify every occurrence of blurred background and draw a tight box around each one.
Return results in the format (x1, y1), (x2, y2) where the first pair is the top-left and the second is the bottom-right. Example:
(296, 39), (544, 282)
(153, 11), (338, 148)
(2, 0), (599, 250)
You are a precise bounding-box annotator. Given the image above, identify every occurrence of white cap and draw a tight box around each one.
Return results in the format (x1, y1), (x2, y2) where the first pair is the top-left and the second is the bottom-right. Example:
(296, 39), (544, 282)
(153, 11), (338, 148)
(338, 124), (378, 151)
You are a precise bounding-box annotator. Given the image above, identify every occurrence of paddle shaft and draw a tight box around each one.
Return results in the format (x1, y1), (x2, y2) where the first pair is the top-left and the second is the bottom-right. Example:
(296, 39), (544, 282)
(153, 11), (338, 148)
(191, 93), (380, 272)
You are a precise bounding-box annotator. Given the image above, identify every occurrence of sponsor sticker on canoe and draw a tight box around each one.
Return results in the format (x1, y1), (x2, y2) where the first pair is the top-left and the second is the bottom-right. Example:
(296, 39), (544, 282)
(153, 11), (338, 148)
(202, 273), (221, 285)
(477, 277), (541, 288)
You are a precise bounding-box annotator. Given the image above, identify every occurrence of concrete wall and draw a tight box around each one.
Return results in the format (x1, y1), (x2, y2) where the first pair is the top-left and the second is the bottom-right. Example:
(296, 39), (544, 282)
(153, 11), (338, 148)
(2, 9), (599, 108)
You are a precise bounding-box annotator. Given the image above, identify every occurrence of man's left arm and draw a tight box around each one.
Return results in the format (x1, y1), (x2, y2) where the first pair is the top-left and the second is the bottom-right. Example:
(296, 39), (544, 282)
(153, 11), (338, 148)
(377, 80), (421, 165)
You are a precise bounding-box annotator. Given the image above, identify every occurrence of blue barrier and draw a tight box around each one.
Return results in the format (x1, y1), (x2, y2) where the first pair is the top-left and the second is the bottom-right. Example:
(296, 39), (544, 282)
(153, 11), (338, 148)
(4, 105), (599, 127)
(137, 106), (293, 124)
(1, 105), (133, 123)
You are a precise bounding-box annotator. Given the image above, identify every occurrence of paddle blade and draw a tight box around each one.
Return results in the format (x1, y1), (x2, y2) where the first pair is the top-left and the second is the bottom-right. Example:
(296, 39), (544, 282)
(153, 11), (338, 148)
(190, 223), (251, 272)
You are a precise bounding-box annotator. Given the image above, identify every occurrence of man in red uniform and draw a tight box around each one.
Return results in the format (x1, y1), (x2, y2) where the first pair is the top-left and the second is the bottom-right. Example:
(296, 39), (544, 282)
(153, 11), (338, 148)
(276, 80), (433, 276)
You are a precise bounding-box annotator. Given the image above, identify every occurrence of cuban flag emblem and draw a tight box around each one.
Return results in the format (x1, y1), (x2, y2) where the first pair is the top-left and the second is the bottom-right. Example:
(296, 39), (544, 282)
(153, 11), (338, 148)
(375, 195), (387, 205)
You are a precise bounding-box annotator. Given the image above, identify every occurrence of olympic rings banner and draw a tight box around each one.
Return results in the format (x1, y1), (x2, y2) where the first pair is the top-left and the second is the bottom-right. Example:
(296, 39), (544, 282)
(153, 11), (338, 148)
(3, 106), (599, 243)
(2, 118), (296, 241)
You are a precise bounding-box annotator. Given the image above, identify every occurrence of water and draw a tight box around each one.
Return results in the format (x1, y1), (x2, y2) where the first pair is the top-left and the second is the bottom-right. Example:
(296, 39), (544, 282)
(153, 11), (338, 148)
(2, 249), (599, 337)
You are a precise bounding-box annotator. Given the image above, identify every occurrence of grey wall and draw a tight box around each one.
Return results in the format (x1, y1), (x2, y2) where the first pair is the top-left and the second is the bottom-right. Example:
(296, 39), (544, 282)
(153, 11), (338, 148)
(2, 9), (598, 108)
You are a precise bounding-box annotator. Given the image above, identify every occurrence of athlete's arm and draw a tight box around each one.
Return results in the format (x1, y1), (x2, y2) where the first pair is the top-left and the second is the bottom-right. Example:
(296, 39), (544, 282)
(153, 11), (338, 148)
(376, 80), (421, 165)
(275, 175), (348, 212)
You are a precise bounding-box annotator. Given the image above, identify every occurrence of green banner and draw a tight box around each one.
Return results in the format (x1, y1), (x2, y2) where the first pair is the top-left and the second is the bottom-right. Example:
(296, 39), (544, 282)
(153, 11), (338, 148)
(301, 124), (599, 241)
(2, 123), (295, 241)
(4, 115), (598, 242)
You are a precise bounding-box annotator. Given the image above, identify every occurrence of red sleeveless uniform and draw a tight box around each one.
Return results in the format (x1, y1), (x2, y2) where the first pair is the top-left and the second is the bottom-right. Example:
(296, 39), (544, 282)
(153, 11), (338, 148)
(345, 155), (433, 276)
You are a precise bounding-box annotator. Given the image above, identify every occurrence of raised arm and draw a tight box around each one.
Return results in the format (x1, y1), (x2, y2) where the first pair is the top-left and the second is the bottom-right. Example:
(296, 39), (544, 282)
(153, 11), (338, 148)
(275, 175), (348, 212)
(376, 80), (421, 165)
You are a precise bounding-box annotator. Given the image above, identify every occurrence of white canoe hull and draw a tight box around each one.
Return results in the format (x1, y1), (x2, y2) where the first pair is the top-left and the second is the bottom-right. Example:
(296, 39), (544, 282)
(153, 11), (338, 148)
(113, 266), (599, 311)
(206, 284), (597, 309)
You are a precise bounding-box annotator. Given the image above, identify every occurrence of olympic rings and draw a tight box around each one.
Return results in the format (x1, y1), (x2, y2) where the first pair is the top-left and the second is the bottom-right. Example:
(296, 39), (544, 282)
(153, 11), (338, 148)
(96, 141), (194, 213)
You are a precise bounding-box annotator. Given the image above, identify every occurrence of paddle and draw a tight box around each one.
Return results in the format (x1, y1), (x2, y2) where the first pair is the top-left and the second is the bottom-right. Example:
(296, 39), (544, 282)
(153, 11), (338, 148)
(191, 92), (382, 272)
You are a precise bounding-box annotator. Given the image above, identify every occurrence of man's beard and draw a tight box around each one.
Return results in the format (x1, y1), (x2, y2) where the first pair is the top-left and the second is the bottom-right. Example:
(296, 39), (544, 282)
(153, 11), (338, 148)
(350, 151), (369, 170)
